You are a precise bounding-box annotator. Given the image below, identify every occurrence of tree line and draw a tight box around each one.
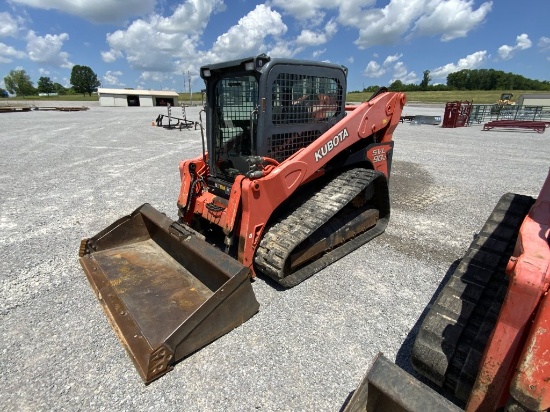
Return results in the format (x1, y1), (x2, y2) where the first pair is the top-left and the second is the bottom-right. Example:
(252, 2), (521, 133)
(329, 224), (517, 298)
(1, 65), (101, 98)
(3, 65), (549, 98)
(355, 69), (550, 93)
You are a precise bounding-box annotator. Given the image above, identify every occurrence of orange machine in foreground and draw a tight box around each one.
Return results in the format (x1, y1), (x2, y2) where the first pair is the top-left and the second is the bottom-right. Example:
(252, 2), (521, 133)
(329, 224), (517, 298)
(79, 55), (406, 383)
(344, 170), (550, 411)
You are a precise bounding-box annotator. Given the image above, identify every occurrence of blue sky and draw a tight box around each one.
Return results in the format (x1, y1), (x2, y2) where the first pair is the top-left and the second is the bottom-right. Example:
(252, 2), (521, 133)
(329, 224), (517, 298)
(1, 0), (549, 93)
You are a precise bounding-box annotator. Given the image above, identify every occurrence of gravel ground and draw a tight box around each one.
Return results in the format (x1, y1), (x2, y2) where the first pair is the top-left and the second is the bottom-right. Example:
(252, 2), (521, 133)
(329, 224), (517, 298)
(1, 101), (548, 411)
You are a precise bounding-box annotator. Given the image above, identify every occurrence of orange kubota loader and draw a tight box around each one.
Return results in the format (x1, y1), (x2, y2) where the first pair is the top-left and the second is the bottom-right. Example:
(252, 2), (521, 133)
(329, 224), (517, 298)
(343, 170), (550, 412)
(79, 55), (407, 383)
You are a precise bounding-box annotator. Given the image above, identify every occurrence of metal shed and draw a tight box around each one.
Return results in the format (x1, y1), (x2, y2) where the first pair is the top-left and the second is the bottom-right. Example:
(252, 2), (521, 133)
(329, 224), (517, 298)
(516, 93), (550, 106)
(97, 88), (179, 107)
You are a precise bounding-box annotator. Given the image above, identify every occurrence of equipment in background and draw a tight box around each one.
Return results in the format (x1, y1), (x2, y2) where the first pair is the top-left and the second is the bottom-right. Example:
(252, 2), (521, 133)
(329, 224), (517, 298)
(442, 100), (472, 128)
(497, 92), (514, 106)
(155, 103), (197, 130)
(400, 115), (442, 125)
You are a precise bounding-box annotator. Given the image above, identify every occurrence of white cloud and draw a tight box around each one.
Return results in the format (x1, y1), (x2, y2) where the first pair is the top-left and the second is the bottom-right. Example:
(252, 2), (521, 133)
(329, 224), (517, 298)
(269, 0), (334, 26)
(0, 42), (26, 63)
(538, 36), (550, 52)
(337, 0), (377, 26)
(364, 60), (385, 77)
(105, 19), (195, 72)
(383, 53), (402, 65)
(101, 0), (288, 84)
(154, 0), (225, 33)
(353, 0), (424, 48)
(101, 48), (123, 63)
(295, 19), (337, 46)
(200, 5), (287, 64)
(0, 12), (23, 38)
(270, 0), (380, 28)
(139, 71), (173, 89)
(312, 49), (326, 58)
(364, 53), (405, 79)
(271, 0), (492, 49)
(103, 70), (125, 86)
(390, 61), (417, 84)
(516, 33), (532, 49)
(430, 50), (488, 79)
(102, 0), (253, 76)
(26, 30), (73, 68)
(363, 52), (417, 83)
(9, 0), (156, 24)
(413, 0), (492, 41)
(268, 42), (296, 58)
(498, 33), (532, 60)
(498, 45), (513, 60)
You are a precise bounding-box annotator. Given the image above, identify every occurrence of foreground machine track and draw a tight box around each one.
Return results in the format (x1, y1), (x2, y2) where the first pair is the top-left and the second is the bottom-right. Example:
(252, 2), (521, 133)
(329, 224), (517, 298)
(343, 171), (550, 411)
(255, 168), (389, 287)
(411, 192), (535, 403)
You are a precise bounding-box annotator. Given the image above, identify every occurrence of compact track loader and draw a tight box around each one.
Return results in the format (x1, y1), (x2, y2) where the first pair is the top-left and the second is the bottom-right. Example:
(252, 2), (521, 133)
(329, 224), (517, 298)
(343, 170), (550, 411)
(79, 54), (406, 383)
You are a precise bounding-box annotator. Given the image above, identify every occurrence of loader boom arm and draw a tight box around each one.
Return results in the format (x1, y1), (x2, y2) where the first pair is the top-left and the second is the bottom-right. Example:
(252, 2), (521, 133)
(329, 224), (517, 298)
(237, 91), (406, 269)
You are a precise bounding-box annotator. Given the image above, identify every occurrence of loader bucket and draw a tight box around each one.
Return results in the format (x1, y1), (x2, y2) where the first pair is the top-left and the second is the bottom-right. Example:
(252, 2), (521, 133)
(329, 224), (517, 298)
(78, 204), (259, 384)
(342, 353), (462, 412)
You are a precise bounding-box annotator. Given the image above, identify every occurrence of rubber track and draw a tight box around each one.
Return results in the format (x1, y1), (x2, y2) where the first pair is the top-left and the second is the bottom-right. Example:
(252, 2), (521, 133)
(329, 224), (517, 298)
(254, 168), (388, 287)
(411, 193), (535, 404)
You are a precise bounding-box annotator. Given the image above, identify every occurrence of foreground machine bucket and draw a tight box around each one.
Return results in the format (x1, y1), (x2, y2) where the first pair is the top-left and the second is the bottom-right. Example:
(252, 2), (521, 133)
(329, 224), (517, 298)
(79, 204), (259, 384)
(342, 354), (462, 412)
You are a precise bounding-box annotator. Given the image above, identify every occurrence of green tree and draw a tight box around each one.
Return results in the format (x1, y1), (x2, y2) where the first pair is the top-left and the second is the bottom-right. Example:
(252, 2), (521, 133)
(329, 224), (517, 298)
(53, 82), (67, 95)
(446, 69), (550, 91)
(420, 70), (431, 90)
(70, 65), (101, 96)
(363, 85), (381, 93)
(447, 70), (469, 90)
(389, 79), (404, 91)
(37, 76), (55, 95)
(4, 69), (35, 97)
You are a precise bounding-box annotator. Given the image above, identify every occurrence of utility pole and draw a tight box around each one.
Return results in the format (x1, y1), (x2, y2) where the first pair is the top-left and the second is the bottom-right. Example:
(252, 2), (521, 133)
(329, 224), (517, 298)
(188, 71), (192, 105)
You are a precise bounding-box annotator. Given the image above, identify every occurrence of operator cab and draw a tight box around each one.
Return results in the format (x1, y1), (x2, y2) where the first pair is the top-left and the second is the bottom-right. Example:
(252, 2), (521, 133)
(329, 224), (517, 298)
(200, 54), (347, 198)
(212, 74), (258, 181)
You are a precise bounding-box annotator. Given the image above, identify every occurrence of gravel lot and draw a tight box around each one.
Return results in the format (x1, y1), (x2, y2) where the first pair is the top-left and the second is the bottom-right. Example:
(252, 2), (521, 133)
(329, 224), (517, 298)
(1, 101), (548, 411)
